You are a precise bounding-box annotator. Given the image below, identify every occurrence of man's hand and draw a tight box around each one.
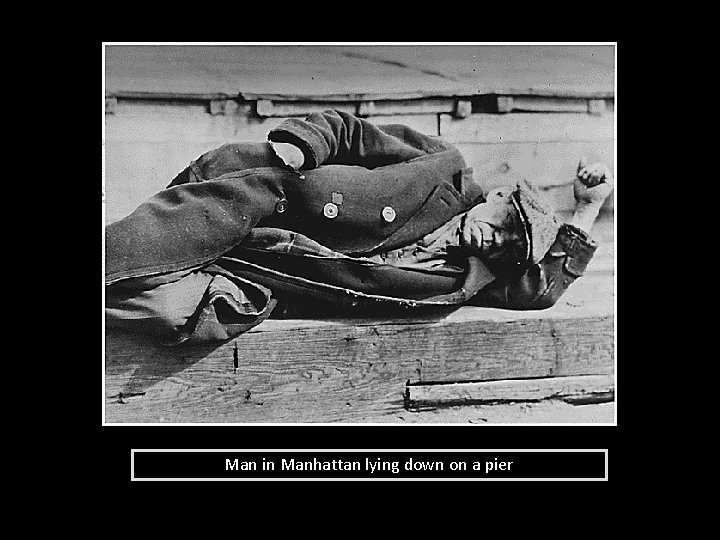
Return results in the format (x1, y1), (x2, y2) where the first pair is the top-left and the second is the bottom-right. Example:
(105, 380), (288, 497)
(269, 141), (305, 171)
(574, 157), (614, 205)
(460, 216), (489, 253)
(571, 157), (614, 234)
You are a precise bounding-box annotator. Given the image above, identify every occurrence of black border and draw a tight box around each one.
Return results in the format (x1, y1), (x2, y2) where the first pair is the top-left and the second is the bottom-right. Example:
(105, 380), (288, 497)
(86, 35), (639, 493)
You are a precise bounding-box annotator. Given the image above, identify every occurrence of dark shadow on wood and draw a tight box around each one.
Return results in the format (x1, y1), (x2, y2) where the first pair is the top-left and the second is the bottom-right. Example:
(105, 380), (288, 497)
(105, 327), (231, 398)
(105, 303), (460, 400)
(269, 299), (460, 321)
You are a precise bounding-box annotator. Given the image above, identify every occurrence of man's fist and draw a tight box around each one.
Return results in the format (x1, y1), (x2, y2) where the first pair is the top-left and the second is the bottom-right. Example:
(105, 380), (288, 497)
(574, 157), (614, 206)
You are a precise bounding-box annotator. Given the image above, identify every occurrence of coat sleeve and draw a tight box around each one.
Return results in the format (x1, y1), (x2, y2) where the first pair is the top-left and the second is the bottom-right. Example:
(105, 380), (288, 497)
(105, 169), (287, 285)
(469, 223), (598, 310)
(267, 109), (445, 170)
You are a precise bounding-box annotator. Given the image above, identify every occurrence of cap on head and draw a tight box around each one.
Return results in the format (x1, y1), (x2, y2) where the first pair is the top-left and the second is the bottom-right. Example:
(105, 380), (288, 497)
(510, 178), (560, 266)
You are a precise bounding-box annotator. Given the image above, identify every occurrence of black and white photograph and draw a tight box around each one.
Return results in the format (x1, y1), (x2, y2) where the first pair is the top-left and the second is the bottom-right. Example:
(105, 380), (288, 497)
(103, 42), (616, 425)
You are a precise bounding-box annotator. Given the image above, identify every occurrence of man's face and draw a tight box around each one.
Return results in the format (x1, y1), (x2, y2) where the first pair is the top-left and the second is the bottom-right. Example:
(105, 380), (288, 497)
(461, 187), (527, 266)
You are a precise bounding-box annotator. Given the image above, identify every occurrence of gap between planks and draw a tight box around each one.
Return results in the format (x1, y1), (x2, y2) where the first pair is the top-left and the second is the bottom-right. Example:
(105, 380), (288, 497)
(405, 374), (614, 410)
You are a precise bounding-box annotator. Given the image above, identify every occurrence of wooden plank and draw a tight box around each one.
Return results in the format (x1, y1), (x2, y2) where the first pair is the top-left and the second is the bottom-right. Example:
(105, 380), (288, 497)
(440, 112), (614, 144)
(365, 114), (440, 136)
(107, 91), (231, 101)
(390, 400), (615, 424)
(257, 98), (456, 118)
(105, 45), (614, 101)
(105, 313), (614, 423)
(405, 375), (614, 409)
(472, 95), (609, 114)
(104, 270), (614, 423)
(242, 92), (441, 102)
(104, 101), (279, 144)
(255, 100), (357, 118)
(510, 95), (589, 113)
(357, 99), (455, 117)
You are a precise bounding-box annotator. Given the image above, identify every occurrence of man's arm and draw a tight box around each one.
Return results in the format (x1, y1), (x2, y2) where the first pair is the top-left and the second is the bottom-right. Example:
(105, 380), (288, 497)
(267, 109), (441, 170)
(472, 159), (613, 310)
(570, 157), (614, 235)
(106, 170), (287, 285)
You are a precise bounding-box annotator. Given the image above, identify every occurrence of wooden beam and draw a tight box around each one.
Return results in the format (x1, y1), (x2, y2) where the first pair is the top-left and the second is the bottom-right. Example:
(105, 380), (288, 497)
(106, 91), (232, 102)
(474, 95), (613, 115)
(440, 112), (614, 144)
(357, 99), (455, 116)
(256, 98), (460, 118)
(255, 99), (357, 118)
(510, 95), (589, 113)
(405, 375), (614, 410)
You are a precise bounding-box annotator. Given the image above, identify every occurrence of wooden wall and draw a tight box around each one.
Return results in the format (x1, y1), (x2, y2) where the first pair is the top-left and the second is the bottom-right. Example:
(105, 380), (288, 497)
(103, 100), (614, 225)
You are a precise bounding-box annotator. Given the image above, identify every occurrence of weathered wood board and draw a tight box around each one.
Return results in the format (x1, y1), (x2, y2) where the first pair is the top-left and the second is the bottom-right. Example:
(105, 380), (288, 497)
(440, 113), (614, 144)
(105, 300), (614, 423)
(406, 374), (614, 409)
(391, 400), (615, 424)
(104, 45), (614, 101)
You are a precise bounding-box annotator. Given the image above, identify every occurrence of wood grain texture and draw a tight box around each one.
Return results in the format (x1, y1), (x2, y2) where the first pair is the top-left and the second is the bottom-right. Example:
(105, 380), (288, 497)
(104, 45), (614, 99)
(439, 112), (614, 144)
(508, 96), (590, 113)
(105, 317), (613, 423)
(406, 375), (614, 408)
(391, 400), (614, 424)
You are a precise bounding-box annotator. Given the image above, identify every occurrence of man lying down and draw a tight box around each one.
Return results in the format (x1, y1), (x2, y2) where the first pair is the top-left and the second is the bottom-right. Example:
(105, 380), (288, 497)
(105, 109), (614, 345)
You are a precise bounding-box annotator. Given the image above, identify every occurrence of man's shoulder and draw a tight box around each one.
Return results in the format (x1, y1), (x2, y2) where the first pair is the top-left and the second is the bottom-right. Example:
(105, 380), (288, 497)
(377, 124), (455, 154)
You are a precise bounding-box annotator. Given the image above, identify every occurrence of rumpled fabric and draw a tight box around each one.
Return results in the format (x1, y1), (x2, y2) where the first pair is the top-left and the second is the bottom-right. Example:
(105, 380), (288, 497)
(106, 224), (489, 345)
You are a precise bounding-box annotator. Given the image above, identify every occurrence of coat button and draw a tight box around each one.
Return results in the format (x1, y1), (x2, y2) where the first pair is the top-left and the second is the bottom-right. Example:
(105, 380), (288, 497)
(323, 202), (339, 219)
(275, 198), (288, 214)
(381, 206), (396, 223)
